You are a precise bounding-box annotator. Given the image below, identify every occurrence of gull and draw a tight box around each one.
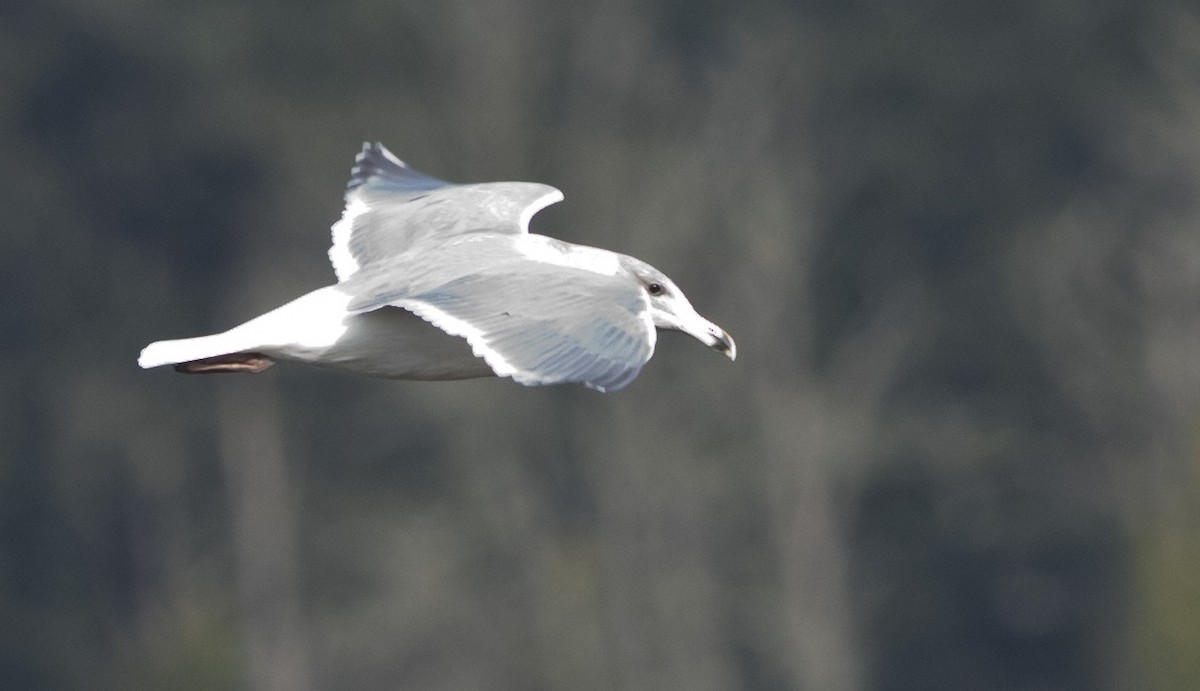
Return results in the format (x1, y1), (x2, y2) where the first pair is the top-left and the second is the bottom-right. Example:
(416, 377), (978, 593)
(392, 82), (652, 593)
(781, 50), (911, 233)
(138, 143), (735, 392)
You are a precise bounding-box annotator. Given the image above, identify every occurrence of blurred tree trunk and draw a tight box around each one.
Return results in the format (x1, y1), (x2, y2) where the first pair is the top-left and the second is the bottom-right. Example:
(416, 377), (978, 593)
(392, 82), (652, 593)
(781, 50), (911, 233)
(217, 378), (312, 691)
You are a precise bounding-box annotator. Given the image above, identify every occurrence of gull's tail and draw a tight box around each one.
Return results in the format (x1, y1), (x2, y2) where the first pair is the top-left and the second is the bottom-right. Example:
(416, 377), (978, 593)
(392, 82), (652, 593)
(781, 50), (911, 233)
(139, 334), (275, 374)
(140, 286), (354, 374)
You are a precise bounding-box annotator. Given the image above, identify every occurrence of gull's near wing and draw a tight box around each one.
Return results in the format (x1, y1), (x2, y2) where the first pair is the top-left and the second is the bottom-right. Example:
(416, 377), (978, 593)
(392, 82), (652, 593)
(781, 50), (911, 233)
(343, 236), (656, 392)
(329, 143), (563, 281)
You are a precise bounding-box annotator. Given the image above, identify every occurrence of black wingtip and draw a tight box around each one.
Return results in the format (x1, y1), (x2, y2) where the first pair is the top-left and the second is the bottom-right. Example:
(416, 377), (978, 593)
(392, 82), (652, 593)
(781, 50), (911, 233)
(346, 142), (449, 195)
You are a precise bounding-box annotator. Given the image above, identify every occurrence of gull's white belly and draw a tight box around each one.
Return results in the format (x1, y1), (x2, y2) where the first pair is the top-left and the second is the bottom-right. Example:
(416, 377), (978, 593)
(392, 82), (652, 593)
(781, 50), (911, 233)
(297, 305), (493, 380)
(242, 287), (492, 380)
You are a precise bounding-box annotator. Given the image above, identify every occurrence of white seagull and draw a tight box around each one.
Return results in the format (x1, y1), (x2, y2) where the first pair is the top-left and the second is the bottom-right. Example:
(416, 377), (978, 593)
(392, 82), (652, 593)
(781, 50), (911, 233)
(138, 143), (735, 392)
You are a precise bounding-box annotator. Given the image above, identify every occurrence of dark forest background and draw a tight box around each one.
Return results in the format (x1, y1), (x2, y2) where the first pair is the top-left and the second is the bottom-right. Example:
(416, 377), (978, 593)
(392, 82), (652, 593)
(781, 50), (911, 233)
(3, 1), (1200, 689)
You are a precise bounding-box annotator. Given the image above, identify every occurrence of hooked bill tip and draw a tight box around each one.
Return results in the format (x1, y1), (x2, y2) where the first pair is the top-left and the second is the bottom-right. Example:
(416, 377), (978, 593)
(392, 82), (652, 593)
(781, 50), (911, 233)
(712, 329), (736, 361)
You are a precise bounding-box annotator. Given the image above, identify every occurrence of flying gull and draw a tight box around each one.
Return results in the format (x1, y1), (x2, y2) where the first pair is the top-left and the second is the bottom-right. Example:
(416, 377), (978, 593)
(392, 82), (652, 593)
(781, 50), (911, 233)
(138, 143), (735, 392)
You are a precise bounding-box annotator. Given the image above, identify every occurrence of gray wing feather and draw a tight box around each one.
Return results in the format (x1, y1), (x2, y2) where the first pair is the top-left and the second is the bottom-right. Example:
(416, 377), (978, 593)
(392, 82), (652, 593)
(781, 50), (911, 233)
(347, 142), (449, 195)
(343, 245), (654, 392)
(329, 143), (563, 282)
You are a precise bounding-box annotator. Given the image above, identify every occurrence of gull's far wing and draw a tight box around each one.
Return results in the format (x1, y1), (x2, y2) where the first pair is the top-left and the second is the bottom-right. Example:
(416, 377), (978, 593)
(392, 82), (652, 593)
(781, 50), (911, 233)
(328, 143), (563, 282)
(342, 238), (655, 392)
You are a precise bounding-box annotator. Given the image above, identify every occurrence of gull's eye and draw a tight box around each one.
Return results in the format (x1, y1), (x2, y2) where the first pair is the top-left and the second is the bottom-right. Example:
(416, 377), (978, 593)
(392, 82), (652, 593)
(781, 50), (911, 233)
(647, 282), (665, 296)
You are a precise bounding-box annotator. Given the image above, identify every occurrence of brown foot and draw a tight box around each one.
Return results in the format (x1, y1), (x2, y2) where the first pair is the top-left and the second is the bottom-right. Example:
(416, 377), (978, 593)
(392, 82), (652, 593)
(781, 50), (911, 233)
(175, 352), (276, 374)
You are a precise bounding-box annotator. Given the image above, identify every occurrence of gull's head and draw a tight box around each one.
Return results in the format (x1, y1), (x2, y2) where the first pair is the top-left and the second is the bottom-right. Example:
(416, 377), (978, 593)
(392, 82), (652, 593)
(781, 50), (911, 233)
(621, 256), (736, 361)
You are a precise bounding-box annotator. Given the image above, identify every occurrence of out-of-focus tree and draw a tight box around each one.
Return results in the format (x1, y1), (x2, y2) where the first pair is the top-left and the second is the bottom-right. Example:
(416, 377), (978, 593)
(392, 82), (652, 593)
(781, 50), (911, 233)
(2, 1), (1199, 690)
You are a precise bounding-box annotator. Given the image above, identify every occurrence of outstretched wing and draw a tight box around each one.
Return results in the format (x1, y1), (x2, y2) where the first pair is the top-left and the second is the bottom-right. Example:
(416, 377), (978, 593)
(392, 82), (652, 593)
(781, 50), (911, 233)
(342, 236), (655, 392)
(329, 143), (563, 281)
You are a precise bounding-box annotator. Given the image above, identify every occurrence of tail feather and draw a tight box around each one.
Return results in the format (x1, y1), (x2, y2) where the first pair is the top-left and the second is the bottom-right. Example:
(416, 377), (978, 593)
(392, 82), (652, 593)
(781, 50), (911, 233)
(139, 334), (273, 373)
(140, 286), (352, 374)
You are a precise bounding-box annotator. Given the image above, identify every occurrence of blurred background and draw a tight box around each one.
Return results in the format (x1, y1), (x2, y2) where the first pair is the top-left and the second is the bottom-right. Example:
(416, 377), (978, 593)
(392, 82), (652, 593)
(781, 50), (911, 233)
(2, 1), (1199, 689)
